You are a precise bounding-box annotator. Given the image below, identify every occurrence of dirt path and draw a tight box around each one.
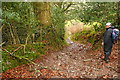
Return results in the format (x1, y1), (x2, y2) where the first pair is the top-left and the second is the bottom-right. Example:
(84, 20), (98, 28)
(2, 38), (119, 79)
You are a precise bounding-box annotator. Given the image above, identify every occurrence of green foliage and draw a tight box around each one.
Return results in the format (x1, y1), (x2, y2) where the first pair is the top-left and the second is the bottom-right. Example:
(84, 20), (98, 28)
(77, 2), (117, 24)
(2, 2), (66, 46)
(72, 30), (103, 50)
(2, 2), (39, 44)
(2, 11), (20, 23)
(50, 3), (67, 47)
(92, 22), (102, 31)
(2, 2), (118, 72)
(70, 2), (117, 49)
(63, 2), (118, 27)
(36, 26), (65, 50)
(2, 43), (45, 72)
(2, 2), (67, 72)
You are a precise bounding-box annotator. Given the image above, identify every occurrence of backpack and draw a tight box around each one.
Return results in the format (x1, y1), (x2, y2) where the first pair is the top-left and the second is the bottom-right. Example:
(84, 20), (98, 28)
(112, 28), (119, 43)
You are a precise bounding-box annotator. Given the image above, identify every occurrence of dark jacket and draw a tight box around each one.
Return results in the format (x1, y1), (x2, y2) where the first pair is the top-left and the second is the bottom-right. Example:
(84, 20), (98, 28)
(103, 27), (113, 52)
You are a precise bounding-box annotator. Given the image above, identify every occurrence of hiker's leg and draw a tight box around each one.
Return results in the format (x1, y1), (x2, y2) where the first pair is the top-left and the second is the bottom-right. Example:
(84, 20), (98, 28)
(108, 44), (113, 59)
(103, 42), (113, 63)
(104, 52), (110, 61)
(104, 48), (112, 63)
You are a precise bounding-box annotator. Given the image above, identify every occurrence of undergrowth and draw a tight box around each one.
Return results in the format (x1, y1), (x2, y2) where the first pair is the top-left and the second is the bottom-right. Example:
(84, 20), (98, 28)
(71, 30), (104, 50)
(2, 25), (66, 72)
(2, 43), (42, 72)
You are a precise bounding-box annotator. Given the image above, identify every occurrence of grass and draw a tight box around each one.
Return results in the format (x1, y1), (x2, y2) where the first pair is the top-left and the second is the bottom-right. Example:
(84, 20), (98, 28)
(2, 43), (46, 72)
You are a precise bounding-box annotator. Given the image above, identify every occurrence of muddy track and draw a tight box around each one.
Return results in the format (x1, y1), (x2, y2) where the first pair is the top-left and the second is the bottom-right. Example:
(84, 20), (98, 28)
(2, 40), (119, 79)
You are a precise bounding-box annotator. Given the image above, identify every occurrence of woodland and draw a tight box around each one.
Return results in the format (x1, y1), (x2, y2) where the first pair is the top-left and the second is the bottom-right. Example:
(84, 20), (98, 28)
(1, 2), (120, 79)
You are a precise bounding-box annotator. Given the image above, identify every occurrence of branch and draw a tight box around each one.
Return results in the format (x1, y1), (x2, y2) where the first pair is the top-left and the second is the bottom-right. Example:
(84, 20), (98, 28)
(62, 3), (76, 12)
(9, 24), (16, 44)
(12, 45), (23, 54)
(2, 47), (36, 65)
(0, 24), (5, 32)
(54, 2), (63, 8)
(0, 42), (5, 46)
(62, 3), (73, 12)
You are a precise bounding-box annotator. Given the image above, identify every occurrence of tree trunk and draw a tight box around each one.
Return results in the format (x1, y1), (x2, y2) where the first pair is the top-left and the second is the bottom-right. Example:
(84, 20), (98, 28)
(33, 2), (51, 27)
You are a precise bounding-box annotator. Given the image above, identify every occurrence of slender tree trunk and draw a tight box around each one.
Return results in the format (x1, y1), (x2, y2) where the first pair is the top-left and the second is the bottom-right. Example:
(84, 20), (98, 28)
(9, 25), (16, 44)
(9, 24), (20, 44)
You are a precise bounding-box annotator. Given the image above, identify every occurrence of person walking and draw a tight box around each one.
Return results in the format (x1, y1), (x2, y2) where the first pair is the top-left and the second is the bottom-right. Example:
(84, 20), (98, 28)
(103, 22), (113, 63)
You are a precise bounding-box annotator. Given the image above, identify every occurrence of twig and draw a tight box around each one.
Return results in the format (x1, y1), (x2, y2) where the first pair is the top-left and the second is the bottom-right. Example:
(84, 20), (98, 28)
(15, 55), (36, 65)
(12, 45), (23, 55)
(24, 33), (31, 54)
(62, 3), (73, 12)
(83, 59), (92, 62)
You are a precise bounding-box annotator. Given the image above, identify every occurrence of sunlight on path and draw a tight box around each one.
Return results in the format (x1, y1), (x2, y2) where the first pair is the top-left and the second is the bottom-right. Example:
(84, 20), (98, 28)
(66, 36), (74, 44)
